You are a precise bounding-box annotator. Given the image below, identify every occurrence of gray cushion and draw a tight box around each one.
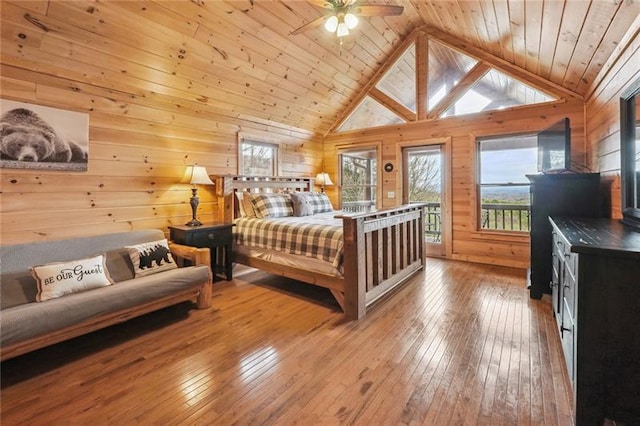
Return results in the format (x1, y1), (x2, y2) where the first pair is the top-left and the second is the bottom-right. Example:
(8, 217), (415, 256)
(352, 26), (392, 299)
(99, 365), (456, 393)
(1, 230), (163, 309)
(105, 248), (136, 283)
(0, 272), (38, 309)
(0, 265), (209, 348)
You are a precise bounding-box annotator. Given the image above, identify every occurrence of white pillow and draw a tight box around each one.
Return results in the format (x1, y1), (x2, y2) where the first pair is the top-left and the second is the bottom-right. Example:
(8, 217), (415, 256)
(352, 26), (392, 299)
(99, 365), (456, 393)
(31, 254), (114, 302)
(127, 239), (177, 278)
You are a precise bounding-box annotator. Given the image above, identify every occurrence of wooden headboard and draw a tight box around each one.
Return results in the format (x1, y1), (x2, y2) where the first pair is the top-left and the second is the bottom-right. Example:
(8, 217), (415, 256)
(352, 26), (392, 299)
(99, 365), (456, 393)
(213, 175), (315, 222)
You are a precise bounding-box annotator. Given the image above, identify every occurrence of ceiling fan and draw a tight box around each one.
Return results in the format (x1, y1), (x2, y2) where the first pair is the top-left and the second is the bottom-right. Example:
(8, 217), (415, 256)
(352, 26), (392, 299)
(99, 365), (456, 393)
(291, 0), (404, 38)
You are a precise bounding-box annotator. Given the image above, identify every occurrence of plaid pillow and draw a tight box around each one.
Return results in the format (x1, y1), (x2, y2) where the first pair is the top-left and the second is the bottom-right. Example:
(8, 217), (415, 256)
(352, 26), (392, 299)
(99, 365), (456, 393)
(289, 192), (333, 215)
(308, 192), (334, 213)
(250, 193), (293, 218)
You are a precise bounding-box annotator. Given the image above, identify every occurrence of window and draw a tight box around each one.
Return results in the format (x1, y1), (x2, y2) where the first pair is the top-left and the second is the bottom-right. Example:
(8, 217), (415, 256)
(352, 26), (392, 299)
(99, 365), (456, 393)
(340, 148), (377, 212)
(238, 138), (278, 176)
(478, 134), (537, 232)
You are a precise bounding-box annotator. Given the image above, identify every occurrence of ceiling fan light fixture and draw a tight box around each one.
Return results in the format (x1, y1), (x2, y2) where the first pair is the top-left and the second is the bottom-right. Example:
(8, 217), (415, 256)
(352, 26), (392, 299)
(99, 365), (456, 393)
(344, 13), (358, 29)
(336, 21), (350, 37)
(324, 15), (339, 32)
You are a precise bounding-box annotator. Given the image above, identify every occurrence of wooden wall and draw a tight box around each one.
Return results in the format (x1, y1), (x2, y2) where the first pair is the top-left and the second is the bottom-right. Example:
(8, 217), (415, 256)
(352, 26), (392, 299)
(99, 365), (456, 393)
(0, 3), (321, 246)
(2, 0), (635, 273)
(324, 99), (585, 269)
(322, 27), (591, 270)
(585, 19), (640, 218)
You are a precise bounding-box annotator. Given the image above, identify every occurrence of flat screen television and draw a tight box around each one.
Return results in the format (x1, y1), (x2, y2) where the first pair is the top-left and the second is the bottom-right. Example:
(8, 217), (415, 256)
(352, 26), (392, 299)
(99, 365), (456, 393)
(537, 117), (571, 172)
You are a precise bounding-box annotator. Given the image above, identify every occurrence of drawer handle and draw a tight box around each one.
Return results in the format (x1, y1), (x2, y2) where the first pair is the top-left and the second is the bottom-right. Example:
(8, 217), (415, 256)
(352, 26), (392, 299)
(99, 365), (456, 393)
(208, 233), (215, 240)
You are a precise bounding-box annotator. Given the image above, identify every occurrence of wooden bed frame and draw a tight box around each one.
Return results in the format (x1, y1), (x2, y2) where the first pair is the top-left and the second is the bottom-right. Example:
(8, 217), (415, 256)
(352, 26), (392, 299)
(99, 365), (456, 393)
(216, 176), (426, 320)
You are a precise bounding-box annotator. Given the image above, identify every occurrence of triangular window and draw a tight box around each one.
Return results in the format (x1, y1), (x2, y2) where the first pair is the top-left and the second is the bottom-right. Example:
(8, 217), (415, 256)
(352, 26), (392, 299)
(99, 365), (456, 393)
(376, 42), (416, 113)
(330, 32), (560, 133)
(337, 96), (405, 132)
(442, 69), (556, 117)
(427, 40), (477, 111)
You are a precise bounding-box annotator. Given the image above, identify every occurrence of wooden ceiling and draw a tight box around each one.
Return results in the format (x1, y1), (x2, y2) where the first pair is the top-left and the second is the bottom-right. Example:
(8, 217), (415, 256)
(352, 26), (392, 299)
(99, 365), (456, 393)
(2, 0), (639, 136)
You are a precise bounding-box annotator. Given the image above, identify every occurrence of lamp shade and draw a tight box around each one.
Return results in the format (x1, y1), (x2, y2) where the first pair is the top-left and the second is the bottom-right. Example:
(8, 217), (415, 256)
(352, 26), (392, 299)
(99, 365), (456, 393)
(182, 165), (214, 185)
(315, 172), (334, 187)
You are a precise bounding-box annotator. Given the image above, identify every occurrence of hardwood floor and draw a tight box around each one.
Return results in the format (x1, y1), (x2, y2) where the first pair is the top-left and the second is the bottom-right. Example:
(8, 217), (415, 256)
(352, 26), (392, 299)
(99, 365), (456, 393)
(0, 259), (573, 425)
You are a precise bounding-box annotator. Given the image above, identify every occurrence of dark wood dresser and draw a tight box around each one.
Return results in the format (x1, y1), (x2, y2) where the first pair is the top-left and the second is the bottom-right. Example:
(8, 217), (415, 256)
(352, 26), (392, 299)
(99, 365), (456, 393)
(527, 173), (601, 299)
(549, 216), (640, 425)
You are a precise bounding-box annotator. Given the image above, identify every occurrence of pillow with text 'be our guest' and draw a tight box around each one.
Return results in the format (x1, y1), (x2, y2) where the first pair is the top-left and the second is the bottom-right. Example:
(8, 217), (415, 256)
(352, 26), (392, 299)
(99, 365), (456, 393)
(31, 254), (114, 302)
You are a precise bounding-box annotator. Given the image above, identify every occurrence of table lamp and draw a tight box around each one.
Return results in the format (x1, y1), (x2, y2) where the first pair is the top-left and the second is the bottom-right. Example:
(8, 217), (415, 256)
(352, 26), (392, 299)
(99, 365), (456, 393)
(315, 172), (334, 192)
(182, 164), (214, 226)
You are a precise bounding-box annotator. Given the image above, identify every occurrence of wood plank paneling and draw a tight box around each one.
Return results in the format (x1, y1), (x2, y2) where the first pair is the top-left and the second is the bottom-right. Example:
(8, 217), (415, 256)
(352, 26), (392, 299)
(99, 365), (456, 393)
(586, 23), (640, 219)
(0, 1), (322, 245)
(1, 0), (636, 262)
(325, 99), (585, 269)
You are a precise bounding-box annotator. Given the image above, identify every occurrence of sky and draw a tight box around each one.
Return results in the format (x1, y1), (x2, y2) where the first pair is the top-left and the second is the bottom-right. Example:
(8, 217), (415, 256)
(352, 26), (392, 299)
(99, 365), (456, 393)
(481, 147), (538, 184)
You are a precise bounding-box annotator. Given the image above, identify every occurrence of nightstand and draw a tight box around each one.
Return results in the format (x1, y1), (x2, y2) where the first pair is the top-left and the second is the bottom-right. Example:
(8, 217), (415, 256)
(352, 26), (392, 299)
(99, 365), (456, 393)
(169, 223), (234, 282)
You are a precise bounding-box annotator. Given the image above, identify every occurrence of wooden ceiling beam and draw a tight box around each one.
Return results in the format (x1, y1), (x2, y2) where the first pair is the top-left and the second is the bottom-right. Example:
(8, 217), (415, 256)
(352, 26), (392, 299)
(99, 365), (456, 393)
(368, 87), (416, 122)
(415, 32), (428, 120)
(325, 28), (422, 136)
(427, 62), (491, 119)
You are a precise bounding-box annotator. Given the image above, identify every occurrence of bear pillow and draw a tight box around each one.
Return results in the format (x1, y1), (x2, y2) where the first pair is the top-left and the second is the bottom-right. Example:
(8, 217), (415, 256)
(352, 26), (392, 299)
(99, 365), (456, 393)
(31, 254), (114, 302)
(126, 239), (177, 278)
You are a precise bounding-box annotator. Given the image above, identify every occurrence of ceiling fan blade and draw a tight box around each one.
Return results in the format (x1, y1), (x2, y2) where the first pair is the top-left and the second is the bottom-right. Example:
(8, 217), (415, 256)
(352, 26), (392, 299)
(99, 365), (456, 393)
(306, 0), (332, 8)
(291, 15), (327, 35)
(353, 5), (404, 16)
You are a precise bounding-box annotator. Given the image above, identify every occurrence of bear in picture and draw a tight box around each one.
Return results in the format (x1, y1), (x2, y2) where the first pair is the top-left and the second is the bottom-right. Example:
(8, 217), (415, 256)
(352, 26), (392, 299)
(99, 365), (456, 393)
(0, 108), (87, 164)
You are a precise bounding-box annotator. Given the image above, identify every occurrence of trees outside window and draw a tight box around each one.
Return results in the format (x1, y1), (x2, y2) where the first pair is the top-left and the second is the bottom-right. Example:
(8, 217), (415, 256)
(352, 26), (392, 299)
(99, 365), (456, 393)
(239, 140), (278, 176)
(340, 148), (377, 212)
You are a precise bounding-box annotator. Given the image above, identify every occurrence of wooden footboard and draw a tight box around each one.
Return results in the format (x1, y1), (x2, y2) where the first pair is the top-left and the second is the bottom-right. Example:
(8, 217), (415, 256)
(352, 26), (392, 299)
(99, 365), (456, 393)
(342, 204), (426, 319)
(216, 175), (426, 320)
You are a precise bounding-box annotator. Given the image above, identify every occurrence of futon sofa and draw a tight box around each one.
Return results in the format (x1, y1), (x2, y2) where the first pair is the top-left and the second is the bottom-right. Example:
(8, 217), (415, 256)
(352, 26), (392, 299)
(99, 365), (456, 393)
(0, 229), (212, 361)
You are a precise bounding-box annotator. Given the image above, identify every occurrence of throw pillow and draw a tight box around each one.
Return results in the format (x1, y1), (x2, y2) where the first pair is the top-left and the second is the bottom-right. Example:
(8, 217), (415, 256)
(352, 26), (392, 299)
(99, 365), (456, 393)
(250, 193), (294, 218)
(104, 248), (136, 282)
(127, 239), (177, 278)
(240, 192), (257, 218)
(309, 192), (334, 214)
(31, 254), (114, 302)
(289, 192), (334, 215)
(235, 191), (247, 217)
(290, 192), (315, 217)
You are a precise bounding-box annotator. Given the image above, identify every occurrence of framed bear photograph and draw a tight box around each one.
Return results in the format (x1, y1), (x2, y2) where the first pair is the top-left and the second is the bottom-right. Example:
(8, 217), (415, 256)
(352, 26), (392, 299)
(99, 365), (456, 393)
(1, 99), (89, 171)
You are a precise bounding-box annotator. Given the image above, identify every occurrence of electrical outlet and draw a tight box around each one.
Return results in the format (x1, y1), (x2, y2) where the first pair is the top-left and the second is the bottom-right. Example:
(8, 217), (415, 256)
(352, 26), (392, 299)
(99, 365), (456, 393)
(387, 191), (395, 199)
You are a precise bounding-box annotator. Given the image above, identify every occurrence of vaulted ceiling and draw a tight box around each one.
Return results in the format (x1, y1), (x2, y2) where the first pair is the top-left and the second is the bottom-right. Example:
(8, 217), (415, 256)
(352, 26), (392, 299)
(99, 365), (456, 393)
(3, 0), (639, 136)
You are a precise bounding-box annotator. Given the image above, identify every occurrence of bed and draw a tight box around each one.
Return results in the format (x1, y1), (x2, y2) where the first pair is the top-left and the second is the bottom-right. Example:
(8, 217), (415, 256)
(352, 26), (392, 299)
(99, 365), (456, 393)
(215, 175), (426, 319)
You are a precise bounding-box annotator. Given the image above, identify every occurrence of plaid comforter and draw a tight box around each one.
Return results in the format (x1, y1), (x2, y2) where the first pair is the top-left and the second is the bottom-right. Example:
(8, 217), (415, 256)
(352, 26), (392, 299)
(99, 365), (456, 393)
(234, 212), (344, 268)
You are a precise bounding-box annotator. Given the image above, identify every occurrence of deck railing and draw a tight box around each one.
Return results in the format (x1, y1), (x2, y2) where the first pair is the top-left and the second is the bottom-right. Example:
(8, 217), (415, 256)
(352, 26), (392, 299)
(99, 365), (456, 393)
(342, 201), (531, 238)
(422, 202), (530, 234)
(342, 200), (376, 213)
(480, 203), (531, 231)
